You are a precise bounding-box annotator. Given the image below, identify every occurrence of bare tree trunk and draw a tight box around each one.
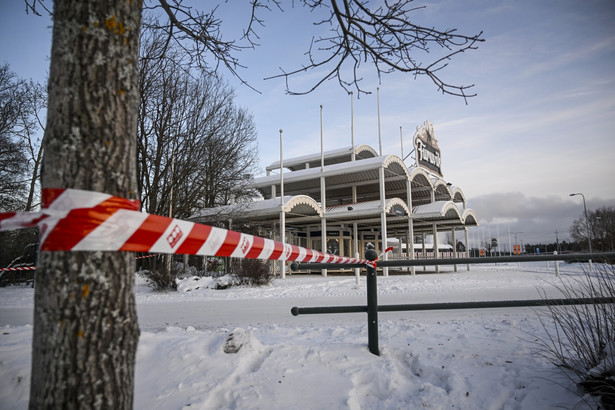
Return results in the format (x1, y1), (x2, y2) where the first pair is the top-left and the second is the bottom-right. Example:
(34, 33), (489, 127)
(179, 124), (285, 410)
(24, 146), (42, 212)
(23, 81), (46, 212)
(31, 1), (142, 408)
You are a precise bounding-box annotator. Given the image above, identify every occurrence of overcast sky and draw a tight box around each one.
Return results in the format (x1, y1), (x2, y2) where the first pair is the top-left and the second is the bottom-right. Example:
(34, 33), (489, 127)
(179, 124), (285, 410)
(1, 0), (614, 247)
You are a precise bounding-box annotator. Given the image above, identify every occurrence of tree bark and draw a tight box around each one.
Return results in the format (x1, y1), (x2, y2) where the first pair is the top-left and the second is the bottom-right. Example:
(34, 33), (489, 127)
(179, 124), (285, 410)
(31, 1), (142, 408)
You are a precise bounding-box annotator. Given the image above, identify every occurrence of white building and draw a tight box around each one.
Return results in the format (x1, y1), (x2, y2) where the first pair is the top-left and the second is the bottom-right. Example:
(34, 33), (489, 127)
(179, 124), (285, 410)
(193, 121), (478, 275)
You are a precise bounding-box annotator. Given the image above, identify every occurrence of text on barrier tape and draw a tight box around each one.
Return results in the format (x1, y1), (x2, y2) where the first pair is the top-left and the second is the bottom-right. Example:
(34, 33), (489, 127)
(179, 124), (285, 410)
(0, 188), (375, 266)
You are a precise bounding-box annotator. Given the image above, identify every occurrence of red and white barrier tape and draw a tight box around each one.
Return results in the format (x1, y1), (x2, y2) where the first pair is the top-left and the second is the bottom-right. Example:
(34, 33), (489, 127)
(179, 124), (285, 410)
(0, 266), (36, 272)
(136, 254), (160, 260)
(1, 257), (156, 271)
(0, 188), (376, 266)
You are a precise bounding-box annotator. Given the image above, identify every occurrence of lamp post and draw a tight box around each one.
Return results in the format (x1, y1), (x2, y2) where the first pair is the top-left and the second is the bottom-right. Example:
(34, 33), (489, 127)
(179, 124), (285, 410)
(570, 193), (593, 269)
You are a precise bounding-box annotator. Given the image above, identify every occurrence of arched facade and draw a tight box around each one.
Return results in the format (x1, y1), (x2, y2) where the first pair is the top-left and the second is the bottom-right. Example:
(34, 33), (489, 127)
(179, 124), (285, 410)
(195, 121), (479, 276)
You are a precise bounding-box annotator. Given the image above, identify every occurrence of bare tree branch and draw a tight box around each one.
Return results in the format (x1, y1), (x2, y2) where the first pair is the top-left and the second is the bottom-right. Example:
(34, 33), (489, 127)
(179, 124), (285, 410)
(266, 0), (484, 99)
(24, 0), (51, 16)
(143, 0), (482, 99)
(144, 0), (265, 93)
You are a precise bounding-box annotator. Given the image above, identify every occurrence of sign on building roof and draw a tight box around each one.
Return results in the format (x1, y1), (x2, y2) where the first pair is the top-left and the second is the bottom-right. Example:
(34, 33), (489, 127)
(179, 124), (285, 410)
(414, 121), (442, 177)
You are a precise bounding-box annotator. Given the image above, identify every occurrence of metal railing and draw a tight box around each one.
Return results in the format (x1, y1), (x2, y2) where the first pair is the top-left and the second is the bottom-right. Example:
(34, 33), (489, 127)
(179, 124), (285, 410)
(290, 252), (615, 356)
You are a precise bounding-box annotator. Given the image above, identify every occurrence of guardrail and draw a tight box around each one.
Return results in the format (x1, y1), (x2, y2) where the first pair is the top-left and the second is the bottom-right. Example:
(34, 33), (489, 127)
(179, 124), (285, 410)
(290, 252), (615, 356)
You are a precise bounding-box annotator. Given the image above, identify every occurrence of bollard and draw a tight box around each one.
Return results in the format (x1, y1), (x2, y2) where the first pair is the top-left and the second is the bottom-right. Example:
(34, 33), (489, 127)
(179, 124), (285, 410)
(365, 246), (379, 356)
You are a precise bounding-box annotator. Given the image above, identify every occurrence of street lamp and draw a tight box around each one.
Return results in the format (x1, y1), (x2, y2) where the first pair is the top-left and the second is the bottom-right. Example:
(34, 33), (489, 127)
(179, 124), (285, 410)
(570, 193), (593, 269)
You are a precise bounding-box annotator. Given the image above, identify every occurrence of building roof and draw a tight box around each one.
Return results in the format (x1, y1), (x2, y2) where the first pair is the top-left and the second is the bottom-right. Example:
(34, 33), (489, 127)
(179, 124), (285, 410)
(408, 201), (479, 233)
(201, 140), (478, 241)
(326, 198), (409, 221)
(253, 154), (413, 204)
(191, 195), (323, 225)
(255, 153), (468, 209)
(265, 144), (378, 172)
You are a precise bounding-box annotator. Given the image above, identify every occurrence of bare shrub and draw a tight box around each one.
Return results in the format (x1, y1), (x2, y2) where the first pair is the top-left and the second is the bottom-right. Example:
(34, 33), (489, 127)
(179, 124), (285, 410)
(535, 263), (615, 408)
(143, 268), (177, 291)
(229, 258), (273, 286)
(139, 255), (180, 291)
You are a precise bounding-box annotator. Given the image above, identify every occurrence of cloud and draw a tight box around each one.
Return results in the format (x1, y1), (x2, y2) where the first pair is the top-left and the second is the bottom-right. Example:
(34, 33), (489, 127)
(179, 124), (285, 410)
(467, 192), (615, 245)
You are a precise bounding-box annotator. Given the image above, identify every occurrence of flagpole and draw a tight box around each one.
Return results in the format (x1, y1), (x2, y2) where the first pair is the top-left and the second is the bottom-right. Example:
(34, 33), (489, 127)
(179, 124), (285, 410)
(350, 92), (355, 161)
(377, 87), (382, 156)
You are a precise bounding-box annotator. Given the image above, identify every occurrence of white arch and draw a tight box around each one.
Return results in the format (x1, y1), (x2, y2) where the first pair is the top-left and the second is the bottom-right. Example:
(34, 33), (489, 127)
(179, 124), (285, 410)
(384, 197), (411, 215)
(412, 200), (463, 221)
(381, 154), (412, 180)
(449, 185), (466, 203)
(461, 208), (479, 226)
(282, 195), (323, 217)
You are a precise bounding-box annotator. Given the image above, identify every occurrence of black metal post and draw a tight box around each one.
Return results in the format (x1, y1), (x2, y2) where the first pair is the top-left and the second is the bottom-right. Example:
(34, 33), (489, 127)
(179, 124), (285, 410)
(365, 247), (379, 356)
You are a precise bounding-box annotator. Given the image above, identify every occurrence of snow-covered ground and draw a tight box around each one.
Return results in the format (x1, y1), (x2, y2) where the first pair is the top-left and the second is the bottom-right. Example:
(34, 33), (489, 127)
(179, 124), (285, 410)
(0, 262), (602, 409)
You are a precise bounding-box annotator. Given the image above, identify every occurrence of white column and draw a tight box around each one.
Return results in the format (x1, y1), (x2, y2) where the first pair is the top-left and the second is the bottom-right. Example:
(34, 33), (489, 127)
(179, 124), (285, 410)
(320, 175), (327, 277)
(352, 183), (359, 281)
(465, 228), (470, 271)
(280, 211), (286, 278)
(279, 129), (286, 279)
(353, 224), (359, 284)
(422, 232), (426, 271)
(452, 228), (458, 272)
(433, 223), (439, 273)
(379, 166), (388, 276)
(406, 179), (415, 275)
(320, 106), (327, 277)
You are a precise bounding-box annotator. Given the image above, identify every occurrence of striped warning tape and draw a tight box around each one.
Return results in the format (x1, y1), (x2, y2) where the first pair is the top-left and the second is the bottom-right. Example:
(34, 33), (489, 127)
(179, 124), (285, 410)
(0, 188), (374, 266)
(1, 256), (157, 271)
(0, 266), (36, 272)
(135, 254), (160, 260)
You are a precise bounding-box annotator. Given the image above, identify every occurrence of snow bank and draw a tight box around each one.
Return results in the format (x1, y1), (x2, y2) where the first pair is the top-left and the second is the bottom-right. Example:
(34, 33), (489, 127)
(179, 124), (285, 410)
(0, 262), (601, 409)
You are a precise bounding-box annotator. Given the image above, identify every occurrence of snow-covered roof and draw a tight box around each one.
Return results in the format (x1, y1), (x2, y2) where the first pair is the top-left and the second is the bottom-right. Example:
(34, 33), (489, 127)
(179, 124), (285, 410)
(191, 195), (323, 224)
(409, 201), (479, 232)
(255, 154), (410, 187)
(460, 208), (478, 225)
(326, 198), (410, 220)
(252, 154), (411, 204)
(401, 242), (454, 250)
(412, 201), (462, 220)
(449, 185), (466, 203)
(265, 144), (378, 172)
